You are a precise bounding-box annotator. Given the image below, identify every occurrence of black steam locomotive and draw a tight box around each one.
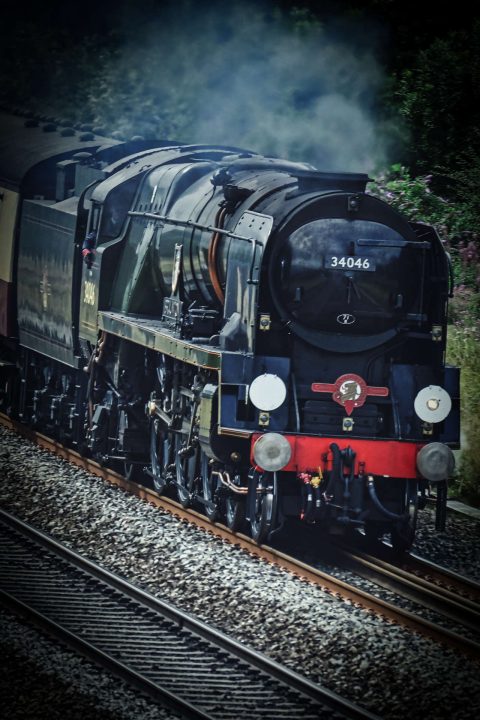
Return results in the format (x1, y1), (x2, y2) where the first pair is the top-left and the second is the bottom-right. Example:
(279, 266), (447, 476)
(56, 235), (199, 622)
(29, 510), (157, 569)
(0, 111), (459, 550)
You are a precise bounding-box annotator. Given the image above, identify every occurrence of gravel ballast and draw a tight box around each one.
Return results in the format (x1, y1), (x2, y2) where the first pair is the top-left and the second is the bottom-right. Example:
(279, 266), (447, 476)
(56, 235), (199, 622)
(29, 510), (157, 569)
(1, 425), (479, 720)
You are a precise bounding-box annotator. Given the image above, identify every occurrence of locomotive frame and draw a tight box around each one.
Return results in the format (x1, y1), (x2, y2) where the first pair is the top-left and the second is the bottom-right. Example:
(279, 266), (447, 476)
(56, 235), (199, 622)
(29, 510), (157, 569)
(0, 111), (460, 551)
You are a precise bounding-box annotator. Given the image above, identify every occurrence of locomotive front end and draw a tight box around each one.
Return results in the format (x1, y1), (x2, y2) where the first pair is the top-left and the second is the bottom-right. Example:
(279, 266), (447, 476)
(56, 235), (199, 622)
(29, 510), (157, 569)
(245, 187), (459, 548)
(269, 192), (432, 350)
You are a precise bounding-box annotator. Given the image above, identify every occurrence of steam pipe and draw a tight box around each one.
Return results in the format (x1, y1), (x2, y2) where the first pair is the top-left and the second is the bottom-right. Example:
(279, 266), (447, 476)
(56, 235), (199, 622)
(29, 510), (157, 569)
(327, 443), (341, 502)
(212, 469), (248, 494)
(367, 475), (408, 521)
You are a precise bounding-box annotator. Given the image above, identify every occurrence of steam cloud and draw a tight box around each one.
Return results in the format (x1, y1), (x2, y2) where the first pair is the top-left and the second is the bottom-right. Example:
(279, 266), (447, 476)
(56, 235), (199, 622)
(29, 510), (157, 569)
(91, 1), (391, 173)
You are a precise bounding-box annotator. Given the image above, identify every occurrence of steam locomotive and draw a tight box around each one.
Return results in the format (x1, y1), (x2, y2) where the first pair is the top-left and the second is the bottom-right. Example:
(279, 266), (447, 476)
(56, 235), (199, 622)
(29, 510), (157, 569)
(0, 111), (459, 550)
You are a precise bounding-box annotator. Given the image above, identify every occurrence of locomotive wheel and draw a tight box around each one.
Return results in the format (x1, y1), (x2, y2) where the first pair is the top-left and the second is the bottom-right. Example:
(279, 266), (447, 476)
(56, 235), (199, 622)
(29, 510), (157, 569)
(175, 434), (196, 508)
(248, 470), (276, 544)
(119, 410), (145, 482)
(200, 451), (220, 522)
(150, 418), (172, 493)
(225, 494), (245, 532)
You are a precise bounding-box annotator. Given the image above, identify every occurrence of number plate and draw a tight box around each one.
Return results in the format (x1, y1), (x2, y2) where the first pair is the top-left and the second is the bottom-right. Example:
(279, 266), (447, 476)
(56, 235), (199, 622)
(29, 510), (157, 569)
(325, 256), (376, 271)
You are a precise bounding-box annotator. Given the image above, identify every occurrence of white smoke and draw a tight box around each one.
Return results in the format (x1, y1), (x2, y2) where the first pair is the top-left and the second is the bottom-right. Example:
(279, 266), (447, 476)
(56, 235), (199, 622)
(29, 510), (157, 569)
(92, 1), (392, 173)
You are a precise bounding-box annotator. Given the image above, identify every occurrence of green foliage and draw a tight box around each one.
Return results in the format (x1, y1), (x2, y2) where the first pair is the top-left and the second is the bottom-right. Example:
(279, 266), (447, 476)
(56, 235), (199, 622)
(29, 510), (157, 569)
(395, 21), (480, 174)
(447, 314), (480, 506)
(370, 165), (478, 234)
(372, 167), (480, 505)
(0, 20), (116, 122)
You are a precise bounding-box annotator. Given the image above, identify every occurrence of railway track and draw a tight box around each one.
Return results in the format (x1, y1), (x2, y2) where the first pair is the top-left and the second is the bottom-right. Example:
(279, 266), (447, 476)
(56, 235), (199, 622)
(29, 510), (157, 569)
(325, 538), (480, 640)
(405, 552), (480, 602)
(354, 534), (480, 604)
(0, 508), (379, 720)
(1, 412), (480, 665)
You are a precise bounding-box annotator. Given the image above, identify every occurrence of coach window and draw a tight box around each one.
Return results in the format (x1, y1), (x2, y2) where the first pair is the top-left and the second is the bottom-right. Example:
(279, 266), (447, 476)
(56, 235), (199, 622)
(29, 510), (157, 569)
(88, 202), (101, 235)
(100, 177), (138, 239)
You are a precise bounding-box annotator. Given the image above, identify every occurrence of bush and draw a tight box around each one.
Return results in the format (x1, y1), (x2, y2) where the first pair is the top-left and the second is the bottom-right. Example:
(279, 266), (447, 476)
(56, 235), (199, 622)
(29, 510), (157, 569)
(395, 22), (480, 176)
(446, 249), (480, 507)
(372, 167), (480, 505)
(447, 310), (480, 505)
(370, 165), (477, 233)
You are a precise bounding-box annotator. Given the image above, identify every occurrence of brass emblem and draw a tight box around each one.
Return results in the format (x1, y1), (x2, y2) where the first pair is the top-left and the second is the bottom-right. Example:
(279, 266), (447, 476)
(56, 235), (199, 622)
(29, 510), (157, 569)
(311, 373), (389, 416)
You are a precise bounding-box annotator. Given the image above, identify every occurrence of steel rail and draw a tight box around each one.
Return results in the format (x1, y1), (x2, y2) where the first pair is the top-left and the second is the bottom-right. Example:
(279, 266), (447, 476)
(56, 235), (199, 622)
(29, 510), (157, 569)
(328, 541), (480, 636)
(405, 552), (480, 602)
(1, 412), (480, 662)
(0, 508), (379, 720)
(353, 521), (480, 604)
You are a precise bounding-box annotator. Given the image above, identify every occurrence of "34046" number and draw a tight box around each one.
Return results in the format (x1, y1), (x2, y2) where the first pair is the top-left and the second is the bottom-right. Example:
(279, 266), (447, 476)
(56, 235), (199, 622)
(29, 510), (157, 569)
(326, 256), (375, 271)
